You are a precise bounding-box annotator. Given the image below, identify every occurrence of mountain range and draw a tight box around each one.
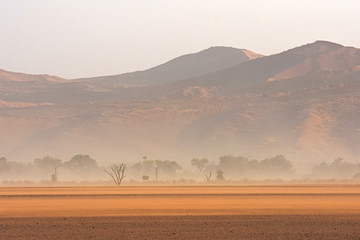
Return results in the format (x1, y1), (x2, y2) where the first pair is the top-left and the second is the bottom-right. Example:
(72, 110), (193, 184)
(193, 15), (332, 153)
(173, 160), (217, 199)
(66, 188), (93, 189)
(1, 41), (359, 170)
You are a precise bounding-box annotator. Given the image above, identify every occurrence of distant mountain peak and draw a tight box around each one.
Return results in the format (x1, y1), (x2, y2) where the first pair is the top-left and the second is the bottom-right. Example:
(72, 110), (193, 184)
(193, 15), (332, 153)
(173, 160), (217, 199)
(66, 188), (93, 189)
(287, 40), (344, 56)
(313, 40), (343, 47)
(76, 46), (262, 87)
(195, 46), (251, 55)
(199, 46), (263, 59)
(204, 46), (238, 50)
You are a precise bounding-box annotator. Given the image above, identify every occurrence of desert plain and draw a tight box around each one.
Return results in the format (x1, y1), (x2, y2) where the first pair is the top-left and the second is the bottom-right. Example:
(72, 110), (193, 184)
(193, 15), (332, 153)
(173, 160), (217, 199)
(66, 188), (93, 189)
(1, 185), (360, 239)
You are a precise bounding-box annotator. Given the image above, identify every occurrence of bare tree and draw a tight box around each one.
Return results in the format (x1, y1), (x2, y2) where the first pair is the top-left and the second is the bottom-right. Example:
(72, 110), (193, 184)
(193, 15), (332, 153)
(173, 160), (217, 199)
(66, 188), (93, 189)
(104, 163), (127, 186)
(205, 171), (212, 182)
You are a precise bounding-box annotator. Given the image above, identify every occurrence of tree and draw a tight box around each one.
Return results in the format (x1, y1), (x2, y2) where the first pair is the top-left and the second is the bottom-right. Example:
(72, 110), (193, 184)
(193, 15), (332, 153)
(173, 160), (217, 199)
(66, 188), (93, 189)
(64, 154), (98, 171)
(217, 155), (249, 178)
(216, 170), (224, 181)
(217, 154), (294, 179)
(104, 163), (127, 186)
(0, 157), (9, 177)
(33, 156), (62, 169)
(154, 160), (182, 181)
(155, 160), (182, 174)
(312, 157), (360, 179)
(131, 158), (182, 181)
(191, 158), (209, 173)
(33, 156), (62, 182)
(260, 155), (294, 174)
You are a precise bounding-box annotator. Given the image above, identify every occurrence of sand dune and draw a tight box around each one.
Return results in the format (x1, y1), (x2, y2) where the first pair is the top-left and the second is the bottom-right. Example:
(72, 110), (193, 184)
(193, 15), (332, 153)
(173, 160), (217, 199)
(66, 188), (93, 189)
(2, 41), (360, 164)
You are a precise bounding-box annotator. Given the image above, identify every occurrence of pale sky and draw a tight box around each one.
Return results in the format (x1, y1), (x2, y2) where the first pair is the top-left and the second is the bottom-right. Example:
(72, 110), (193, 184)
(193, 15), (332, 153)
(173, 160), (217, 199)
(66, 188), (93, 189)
(0, 0), (359, 79)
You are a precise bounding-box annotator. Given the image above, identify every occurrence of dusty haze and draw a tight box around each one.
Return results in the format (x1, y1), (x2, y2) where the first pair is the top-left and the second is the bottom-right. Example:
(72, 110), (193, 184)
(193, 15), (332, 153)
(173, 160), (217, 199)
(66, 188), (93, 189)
(1, 41), (360, 183)
(1, 0), (360, 78)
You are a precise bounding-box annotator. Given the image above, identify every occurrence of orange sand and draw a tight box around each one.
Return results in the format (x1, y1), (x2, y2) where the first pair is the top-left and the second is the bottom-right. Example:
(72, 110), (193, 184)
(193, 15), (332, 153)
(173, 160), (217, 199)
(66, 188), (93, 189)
(1, 185), (360, 217)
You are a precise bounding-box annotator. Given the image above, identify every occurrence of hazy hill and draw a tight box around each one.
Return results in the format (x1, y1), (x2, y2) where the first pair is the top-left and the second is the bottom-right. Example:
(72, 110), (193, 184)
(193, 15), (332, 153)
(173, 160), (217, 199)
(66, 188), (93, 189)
(0, 46), (261, 104)
(152, 41), (358, 95)
(168, 41), (360, 165)
(75, 46), (262, 87)
(1, 41), (360, 171)
(0, 69), (66, 83)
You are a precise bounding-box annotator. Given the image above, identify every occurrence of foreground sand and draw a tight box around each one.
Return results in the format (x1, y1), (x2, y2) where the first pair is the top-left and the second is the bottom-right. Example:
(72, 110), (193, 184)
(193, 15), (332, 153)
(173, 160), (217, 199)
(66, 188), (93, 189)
(1, 185), (360, 239)
(1, 215), (360, 240)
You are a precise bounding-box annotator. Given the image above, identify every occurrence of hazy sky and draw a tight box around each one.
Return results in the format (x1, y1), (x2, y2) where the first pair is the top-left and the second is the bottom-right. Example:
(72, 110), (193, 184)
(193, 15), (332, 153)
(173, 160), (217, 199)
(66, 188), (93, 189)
(0, 0), (359, 79)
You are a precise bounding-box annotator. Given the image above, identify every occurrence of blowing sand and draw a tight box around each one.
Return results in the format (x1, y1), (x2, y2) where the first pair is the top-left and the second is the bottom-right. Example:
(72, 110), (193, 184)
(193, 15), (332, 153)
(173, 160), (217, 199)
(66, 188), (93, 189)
(1, 185), (360, 239)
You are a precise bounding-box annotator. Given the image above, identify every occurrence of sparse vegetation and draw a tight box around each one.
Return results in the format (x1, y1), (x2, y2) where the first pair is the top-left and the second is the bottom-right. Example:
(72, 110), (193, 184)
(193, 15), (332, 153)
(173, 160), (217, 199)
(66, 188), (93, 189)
(217, 154), (294, 179)
(312, 157), (360, 179)
(191, 158), (209, 173)
(33, 156), (62, 183)
(130, 158), (182, 182)
(104, 163), (127, 186)
(216, 170), (225, 181)
(205, 171), (212, 182)
(1, 154), (360, 185)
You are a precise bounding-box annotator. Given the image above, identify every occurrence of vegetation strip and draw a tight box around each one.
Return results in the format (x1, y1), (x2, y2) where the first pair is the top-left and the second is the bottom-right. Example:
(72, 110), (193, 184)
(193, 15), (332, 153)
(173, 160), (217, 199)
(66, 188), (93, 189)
(2, 193), (360, 198)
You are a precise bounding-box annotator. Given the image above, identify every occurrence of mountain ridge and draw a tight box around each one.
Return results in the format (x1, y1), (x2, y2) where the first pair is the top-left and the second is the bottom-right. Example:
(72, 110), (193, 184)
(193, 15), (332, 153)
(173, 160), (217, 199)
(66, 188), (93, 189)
(1, 40), (359, 168)
(72, 46), (262, 87)
(0, 68), (66, 83)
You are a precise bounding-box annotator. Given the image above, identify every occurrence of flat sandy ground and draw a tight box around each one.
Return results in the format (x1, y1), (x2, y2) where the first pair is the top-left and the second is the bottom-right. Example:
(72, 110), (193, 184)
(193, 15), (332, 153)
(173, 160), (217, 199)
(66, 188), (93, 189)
(1, 185), (360, 239)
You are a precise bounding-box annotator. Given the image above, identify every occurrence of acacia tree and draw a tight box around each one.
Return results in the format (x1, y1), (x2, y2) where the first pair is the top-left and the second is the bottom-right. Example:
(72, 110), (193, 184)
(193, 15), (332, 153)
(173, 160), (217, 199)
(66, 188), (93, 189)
(191, 158), (209, 173)
(130, 158), (182, 181)
(216, 170), (225, 181)
(104, 163), (127, 186)
(33, 156), (62, 182)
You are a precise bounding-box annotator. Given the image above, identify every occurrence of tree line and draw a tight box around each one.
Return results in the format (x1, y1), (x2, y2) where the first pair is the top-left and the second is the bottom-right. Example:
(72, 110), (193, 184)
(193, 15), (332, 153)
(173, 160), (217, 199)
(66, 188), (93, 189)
(1, 154), (360, 186)
(0, 154), (102, 182)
